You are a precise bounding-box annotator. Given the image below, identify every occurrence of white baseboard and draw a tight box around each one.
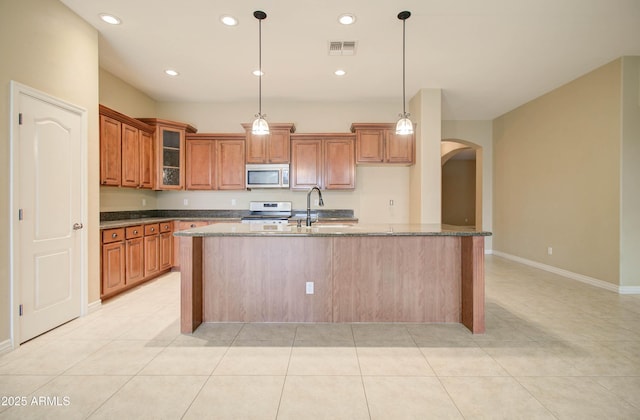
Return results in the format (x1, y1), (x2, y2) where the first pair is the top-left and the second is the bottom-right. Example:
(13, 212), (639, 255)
(0, 339), (13, 356)
(87, 299), (102, 314)
(491, 250), (636, 294)
(619, 286), (640, 295)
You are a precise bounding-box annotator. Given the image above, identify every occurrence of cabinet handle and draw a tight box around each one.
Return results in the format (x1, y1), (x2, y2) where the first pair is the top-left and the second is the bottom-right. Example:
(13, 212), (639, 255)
(164, 225), (169, 229)
(150, 227), (155, 232)
(190, 224), (196, 228)
(133, 230), (138, 234)
(112, 233), (118, 238)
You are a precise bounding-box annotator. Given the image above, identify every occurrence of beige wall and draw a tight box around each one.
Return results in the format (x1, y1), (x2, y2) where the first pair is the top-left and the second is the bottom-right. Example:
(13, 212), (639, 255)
(620, 57), (640, 287)
(442, 160), (476, 226)
(0, 0), (99, 343)
(493, 59), (622, 285)
(409, 89), (442, 224)
(99, 68), (157, 118)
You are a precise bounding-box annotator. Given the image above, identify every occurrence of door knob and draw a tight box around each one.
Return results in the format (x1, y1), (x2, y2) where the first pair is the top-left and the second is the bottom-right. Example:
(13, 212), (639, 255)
(73, 223), (84, 230)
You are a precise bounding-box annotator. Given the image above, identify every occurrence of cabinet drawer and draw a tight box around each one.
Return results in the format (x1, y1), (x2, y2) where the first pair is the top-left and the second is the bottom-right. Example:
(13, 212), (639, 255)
(102, 228), (125, 244)
(159, 221), (173, 233)
(177, 221), (209, 231)
(125, 225), (143, 239)
(144, 223), (160, 236)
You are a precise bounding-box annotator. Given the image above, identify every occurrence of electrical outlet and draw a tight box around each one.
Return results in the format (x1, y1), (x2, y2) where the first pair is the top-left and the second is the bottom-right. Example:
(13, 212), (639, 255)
(389, 199), (394, 206)
(547, 247), (553, 255)
(231, 199), (237, 206)
(314, 199), (319, 206)
(305, 282), (314, 295)
(183, 199), (189, 206)
(142, 199), (146, 207)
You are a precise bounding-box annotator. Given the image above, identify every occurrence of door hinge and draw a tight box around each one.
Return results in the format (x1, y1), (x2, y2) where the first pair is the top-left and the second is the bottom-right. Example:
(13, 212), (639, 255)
(18, 209), (23, 221)
(19, 304), (23, 316)
(18, 113), (23, 125)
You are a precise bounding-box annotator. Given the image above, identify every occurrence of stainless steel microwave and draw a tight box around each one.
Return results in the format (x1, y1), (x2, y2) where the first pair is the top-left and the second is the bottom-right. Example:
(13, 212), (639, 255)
(246, 164), (290, 189)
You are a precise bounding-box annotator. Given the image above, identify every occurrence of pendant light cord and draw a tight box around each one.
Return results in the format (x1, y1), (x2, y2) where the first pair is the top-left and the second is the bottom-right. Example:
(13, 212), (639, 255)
(402, 17), (406, 116)
(258, 17), (262, 116)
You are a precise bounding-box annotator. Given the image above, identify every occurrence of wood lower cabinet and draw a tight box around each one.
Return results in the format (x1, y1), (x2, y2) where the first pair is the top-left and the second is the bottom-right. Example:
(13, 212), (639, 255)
(144, 223), (160, 278)
(290, 134), (355, 190)
(101, 228), (126, 296)
(173, 221), (210, 269)
(159, 222), (173, 271)
(351, 123), (415, 165)
(101, 222), (173, 299)
(124, 225), (144, 285)
(185, 134), (245, 191)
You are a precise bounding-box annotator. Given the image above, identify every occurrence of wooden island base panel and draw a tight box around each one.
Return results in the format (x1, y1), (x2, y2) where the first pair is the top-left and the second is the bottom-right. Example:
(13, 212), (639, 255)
(177, 224), (490, 334)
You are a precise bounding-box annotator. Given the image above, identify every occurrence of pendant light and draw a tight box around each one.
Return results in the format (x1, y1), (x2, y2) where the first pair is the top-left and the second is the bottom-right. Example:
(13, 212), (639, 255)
(396, 10), (413, 135)
(252, 10), (269, 135)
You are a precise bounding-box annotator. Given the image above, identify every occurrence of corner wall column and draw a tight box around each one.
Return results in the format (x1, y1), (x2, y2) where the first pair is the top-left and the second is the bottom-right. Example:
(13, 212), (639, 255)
(409, 88), (442, 223)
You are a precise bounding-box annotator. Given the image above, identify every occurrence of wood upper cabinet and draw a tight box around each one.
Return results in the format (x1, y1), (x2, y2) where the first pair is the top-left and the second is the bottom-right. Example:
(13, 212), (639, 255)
(138, 118), (197, 190)
(217, 139), (246, 189)
(386, 131), (415, 164)
(290, 134), (355, 190)
(99, 105), (155, 188)
(99, 115), (122, 186)
(121, 124), (140, 187)
(290, 138), (322, 189)
(185, 134), (245, 191)
(324, 137), (356, 190)
(242, 123), (295, 163)
(139, 131), (154, 189)
(186, 139), (216, 190)
(351, 123), (415, 165)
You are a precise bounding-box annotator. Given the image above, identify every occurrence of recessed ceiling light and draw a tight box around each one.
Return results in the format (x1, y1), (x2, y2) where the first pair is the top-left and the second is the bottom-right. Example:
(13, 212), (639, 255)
(334, 69), (346, 76)
(165, 69), (179, 77)
(220, 15), (238, 26)
(338, 14), (356, 25)
(252, 70), (264, 76)
(99, 13), (121, 25)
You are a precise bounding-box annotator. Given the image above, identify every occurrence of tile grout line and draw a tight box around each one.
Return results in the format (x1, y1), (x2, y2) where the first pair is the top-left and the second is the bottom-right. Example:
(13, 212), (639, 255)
(352, 324), (373, 420)
(273, 324), (297, 420)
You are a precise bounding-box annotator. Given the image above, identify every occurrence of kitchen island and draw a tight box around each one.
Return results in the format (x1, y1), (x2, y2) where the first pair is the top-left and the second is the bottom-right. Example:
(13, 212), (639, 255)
(175, 223), (491, 334)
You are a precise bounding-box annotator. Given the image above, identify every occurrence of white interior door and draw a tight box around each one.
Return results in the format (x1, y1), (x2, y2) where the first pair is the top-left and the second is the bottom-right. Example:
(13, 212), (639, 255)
(13, 83), (85, 343)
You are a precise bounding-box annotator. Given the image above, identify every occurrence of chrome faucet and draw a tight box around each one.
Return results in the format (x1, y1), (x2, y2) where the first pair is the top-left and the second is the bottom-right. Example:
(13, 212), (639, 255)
(306, 186), (324, 226)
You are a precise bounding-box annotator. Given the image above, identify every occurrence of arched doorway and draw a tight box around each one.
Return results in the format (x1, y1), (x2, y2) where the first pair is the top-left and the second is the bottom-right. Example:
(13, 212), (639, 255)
(441, 139), (483, 229)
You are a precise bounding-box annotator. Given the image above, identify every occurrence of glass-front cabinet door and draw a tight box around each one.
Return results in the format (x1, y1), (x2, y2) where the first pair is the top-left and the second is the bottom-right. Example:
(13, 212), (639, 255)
(160, 126), (183, 188)
(138, 118), (197, 190)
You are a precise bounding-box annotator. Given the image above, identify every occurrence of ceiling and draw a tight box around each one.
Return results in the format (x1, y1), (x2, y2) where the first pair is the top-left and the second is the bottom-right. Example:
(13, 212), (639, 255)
(60, 0), (640, 120)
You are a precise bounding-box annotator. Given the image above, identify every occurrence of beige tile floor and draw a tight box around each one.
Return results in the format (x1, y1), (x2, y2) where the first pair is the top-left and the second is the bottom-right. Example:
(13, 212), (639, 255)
(1, 255), (640, 419)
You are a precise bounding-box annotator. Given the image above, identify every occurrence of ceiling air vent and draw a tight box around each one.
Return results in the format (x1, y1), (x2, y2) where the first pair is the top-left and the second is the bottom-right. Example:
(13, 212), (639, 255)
(328, 41), (357, 56)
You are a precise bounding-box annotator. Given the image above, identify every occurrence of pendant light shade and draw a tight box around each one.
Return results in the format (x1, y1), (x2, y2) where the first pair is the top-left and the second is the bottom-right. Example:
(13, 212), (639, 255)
(252, 10), (269, 135)
(396, 10), (413, 135)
